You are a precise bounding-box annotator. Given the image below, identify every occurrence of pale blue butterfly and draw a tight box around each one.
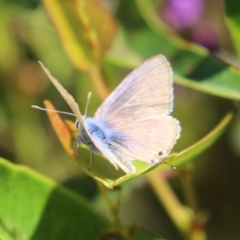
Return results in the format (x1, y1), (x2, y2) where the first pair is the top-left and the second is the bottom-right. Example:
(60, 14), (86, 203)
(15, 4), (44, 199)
(38, 55), (181, 174)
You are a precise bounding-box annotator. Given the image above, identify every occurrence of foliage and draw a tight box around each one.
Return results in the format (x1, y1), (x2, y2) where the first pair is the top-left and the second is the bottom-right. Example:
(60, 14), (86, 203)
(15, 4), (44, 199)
(0, 0), (240, 239)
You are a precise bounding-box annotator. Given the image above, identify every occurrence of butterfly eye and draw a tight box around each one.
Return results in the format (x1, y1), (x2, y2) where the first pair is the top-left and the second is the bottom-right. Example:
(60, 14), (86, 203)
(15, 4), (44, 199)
(75, 120), (80, 128)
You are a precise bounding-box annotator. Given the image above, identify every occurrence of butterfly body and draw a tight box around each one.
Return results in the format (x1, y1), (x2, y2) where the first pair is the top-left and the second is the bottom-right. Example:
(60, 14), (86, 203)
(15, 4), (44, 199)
(76, 118), (111, 152)
(77, 117), (136, 173)
(39, 55), (181, 175)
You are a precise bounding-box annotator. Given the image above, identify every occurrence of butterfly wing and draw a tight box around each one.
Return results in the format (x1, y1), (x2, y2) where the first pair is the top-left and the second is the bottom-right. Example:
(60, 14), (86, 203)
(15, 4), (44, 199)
(94, 55), (181, 165)
(95, 55), (174, 123)
(39, 62), (86, 128)
(104, 116), (180, 165)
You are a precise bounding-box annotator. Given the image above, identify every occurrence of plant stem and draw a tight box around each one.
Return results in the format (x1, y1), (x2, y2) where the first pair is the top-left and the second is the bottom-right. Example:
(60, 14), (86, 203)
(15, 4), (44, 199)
(148, 171), (194, 235)
(96, 181), (123, 234)
(90, 64), (109, 101)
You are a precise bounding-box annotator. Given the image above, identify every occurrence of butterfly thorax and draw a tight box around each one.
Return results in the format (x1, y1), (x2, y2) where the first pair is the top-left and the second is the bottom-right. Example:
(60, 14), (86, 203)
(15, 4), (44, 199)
(75, 117), (109, 152)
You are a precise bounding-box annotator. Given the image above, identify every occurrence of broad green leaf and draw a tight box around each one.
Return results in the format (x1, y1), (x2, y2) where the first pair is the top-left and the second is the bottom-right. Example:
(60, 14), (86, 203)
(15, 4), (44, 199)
(133, 0), (240, 101)
(0, 158), (158, 240)
(0, 158), (110, 240)
(223, 0), (240, 58)
(42, 0), (117, 71)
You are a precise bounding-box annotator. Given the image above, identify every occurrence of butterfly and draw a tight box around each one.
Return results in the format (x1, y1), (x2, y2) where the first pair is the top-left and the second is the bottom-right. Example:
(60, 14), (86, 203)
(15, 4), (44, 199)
(39, 55), (181, 174)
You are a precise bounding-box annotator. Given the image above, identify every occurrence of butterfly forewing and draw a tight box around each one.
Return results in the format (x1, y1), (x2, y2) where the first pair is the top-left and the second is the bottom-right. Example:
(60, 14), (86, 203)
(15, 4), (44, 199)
(94, 55), (173, 125)
(94, 55), (180, 166)
(39, 62), (86, 128)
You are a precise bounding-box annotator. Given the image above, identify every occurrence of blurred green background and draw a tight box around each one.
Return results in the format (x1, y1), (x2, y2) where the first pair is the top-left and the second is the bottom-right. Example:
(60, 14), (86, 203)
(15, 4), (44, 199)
(1, 0), (240, 239)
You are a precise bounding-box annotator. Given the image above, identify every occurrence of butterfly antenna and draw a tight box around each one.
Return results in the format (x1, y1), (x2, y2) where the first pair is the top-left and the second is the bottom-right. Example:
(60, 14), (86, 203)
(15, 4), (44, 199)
(84, 92), (92, 118)
(31, 105), (75, 117)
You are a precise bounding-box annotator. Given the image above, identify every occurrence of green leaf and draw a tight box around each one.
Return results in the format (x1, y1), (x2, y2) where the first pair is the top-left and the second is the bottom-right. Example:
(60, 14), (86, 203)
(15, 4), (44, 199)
(0, 5), (21, 75)
(0, 158), (110, 240)
(223, 0), (240, 58)
(73, 110), (234, 188)
(42, 0), (117, 71)
(106, 26), (143, 69)
(132, 0), (240, 101)
(0, 158), (158, 240)
(162, 110), (235, 168)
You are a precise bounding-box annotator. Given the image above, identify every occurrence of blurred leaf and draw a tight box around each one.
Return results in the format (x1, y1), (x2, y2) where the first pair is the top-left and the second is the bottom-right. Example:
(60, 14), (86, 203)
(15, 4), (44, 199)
(0, 5), (21, 76)
(106, 26), (143, 68)
(170, 110), (235, 167)
(133, 0), (240, 101)
(65, 119), (79, 139)
(23, 7), (74, 81)
(43, 100), (76, 158)
(0, 158), (110, 240)
(133, 110), (235, 174)
(223, 0), (240, 58)
(42, 0), (117, 71)
(0, 158), (158, 240)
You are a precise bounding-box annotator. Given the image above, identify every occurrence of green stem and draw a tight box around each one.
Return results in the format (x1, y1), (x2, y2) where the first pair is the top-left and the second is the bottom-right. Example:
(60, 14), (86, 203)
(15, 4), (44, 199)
(96, 181), (124, 235)
(180, 166), (198, 211)
(148, 171), (194, 235)
(89, 64), (109, 101)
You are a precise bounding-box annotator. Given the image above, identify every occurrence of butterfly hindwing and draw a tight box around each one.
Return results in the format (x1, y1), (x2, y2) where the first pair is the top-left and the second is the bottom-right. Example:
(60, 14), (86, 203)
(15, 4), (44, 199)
(106, 116), (180, 165)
